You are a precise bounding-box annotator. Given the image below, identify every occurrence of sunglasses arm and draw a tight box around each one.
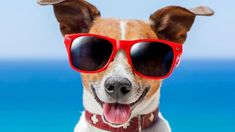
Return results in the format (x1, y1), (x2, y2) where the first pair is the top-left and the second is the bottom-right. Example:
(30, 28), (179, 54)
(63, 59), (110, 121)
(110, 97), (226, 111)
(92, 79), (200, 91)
(175, 55), (182, 67)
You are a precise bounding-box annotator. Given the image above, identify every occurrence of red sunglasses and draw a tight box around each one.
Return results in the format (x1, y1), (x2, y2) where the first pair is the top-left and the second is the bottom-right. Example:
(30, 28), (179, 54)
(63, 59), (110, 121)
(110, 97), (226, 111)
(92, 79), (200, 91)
(64, 33), (182, 79)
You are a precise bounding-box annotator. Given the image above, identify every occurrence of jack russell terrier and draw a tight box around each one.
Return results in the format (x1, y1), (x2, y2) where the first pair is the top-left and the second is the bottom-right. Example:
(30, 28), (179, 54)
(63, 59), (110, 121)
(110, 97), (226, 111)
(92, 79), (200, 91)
(38, 0), (214, 131)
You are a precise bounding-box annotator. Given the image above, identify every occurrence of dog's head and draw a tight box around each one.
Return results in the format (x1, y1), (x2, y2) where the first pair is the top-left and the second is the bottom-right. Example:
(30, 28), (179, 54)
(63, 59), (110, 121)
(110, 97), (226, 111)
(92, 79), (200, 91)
(39, 0), (213, 126)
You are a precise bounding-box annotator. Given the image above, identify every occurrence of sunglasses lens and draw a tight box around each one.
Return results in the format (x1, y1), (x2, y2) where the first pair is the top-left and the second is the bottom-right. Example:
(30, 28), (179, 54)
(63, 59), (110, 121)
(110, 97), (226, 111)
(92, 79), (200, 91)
(71, 36), (113, 71)
(130, 42), (174, 77)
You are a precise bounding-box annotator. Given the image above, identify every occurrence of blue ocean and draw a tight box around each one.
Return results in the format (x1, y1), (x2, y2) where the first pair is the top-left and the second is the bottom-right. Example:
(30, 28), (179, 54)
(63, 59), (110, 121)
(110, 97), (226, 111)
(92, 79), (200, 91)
(0, 60), (234, 132)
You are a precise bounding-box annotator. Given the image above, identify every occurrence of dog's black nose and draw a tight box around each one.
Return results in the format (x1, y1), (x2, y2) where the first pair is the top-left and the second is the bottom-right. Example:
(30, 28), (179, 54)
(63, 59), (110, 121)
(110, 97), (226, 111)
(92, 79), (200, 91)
(104, 76), (132, 98)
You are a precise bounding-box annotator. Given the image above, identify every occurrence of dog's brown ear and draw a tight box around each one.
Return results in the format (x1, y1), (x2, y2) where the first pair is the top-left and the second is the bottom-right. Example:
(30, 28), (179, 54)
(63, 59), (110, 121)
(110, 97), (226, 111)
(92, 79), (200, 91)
(150, 6), (214, 43)
(38, 0), (101, 36)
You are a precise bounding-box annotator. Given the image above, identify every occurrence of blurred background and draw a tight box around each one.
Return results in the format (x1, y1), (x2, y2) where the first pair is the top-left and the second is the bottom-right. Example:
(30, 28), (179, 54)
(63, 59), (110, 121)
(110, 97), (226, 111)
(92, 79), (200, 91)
(0, 0), (234, 132)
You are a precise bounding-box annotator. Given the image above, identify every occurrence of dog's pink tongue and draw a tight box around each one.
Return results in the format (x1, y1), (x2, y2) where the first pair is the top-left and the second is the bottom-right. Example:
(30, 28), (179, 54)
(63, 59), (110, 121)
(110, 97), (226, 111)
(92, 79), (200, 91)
(103, 103), (131, 125)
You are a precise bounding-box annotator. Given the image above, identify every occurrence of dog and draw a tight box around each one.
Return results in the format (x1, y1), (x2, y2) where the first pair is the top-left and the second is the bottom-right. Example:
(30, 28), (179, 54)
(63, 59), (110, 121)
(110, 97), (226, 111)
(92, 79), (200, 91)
(38, 0), (214, 131)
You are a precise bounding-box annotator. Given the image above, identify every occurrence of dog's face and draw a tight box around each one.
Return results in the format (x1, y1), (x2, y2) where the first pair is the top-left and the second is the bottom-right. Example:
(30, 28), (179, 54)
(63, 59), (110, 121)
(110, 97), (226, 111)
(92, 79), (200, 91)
(83, 19), (160, 100)
(82, 19), (162, 124)
(38, 0), (214, 126)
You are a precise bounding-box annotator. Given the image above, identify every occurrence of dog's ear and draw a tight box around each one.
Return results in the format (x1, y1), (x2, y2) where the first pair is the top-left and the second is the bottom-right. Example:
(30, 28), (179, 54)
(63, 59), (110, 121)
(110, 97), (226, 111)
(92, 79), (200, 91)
(38, 0), (101, 36)
(150, 6), (214, 43)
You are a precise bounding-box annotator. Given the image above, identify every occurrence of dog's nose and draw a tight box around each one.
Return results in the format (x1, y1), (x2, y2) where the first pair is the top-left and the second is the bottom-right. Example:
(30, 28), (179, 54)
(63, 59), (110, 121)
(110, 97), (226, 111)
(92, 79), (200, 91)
(104, 76), (132, 98)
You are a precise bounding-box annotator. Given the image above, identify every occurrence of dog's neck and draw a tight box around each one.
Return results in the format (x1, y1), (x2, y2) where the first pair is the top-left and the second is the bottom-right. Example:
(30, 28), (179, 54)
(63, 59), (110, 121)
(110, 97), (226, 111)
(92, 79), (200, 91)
(82, 85), (161, 131)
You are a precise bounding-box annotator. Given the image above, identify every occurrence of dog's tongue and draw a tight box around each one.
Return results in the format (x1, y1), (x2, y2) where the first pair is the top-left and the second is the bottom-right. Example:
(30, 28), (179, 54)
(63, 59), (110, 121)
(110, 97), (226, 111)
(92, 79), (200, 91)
(103, 103), (131, 124)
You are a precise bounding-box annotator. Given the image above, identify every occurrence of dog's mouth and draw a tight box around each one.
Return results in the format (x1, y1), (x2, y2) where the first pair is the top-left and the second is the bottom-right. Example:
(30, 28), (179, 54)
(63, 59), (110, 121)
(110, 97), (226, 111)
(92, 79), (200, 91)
(91, 85), (150, 125)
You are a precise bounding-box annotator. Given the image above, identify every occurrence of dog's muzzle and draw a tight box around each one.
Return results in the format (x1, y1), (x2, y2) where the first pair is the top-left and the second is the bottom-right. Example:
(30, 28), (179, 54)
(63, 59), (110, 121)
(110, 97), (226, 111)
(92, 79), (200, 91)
(91, 77), (150, 125)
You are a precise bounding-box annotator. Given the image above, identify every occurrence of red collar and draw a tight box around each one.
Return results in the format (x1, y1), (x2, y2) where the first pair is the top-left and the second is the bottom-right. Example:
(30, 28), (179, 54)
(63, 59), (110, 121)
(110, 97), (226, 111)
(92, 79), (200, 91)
(85, 109), (159, 132)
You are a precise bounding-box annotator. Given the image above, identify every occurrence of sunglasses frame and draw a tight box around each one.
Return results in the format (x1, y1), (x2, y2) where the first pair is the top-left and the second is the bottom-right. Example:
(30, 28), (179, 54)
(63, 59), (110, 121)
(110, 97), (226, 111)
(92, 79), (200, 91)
(64, 33), (183, 79)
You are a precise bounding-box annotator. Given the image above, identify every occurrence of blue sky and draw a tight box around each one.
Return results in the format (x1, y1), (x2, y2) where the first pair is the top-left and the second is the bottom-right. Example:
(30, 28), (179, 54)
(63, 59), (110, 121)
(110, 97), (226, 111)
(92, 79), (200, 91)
(0, 0), (234, 60)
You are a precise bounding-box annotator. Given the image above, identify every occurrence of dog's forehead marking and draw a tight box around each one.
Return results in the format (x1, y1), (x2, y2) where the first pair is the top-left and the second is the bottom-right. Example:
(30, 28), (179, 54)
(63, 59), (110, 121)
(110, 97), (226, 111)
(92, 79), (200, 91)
(102, 20), (133, 80)
(120, 20), (127, 40)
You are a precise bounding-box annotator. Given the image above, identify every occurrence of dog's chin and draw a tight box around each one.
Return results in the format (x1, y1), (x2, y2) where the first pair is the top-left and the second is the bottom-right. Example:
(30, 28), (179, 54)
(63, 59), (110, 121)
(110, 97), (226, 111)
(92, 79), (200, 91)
(91, 86), (150, 126)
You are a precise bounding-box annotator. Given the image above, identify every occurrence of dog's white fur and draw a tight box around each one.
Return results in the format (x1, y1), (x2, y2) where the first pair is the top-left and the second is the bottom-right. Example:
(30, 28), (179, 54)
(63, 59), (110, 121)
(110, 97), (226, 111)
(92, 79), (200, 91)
(74, 20), (171, 132)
